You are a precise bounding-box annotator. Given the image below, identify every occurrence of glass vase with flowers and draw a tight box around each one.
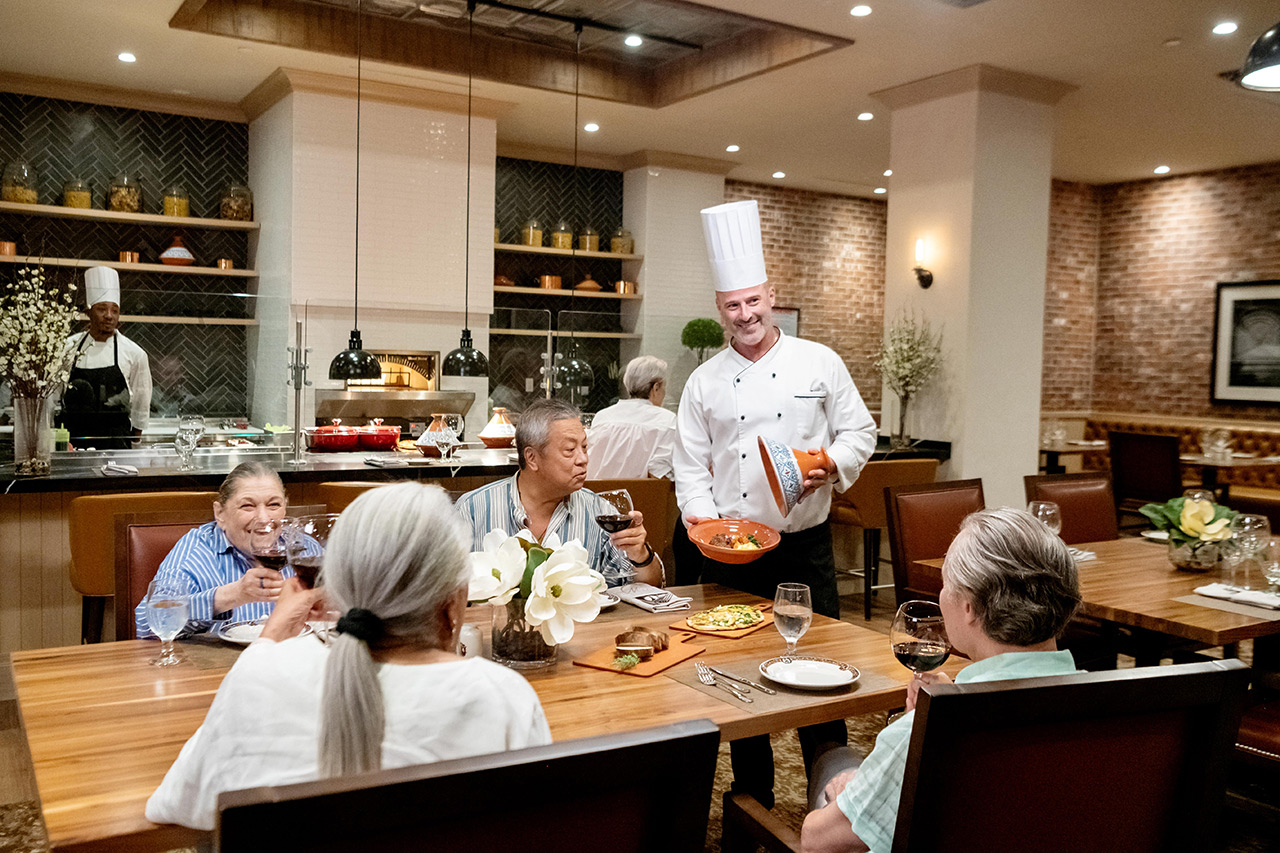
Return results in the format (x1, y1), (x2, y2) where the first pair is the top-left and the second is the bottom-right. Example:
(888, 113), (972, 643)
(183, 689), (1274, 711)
(874, 310), (943, 451)
(1140, 494), (1238, 572)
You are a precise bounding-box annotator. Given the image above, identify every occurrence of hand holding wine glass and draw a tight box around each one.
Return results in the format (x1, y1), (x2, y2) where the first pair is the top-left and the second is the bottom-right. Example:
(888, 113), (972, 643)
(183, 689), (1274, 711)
(891, 600), (951, 680)
(146, 576), (192, 667)
(1027, 500), (1062, 536)
(774, 583), (813, 657)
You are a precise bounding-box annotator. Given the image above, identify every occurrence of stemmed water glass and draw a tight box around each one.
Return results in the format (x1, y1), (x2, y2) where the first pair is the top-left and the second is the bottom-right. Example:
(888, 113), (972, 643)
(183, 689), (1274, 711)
(1027, 500), (1062, 536)
(594, 489), (634, 533)
(145, 576), (192, 667)
(774, 583), (813, 657)
(890, 600), (951, 679)
(431, 414), (464, 459)
(174, 414), (205, 470)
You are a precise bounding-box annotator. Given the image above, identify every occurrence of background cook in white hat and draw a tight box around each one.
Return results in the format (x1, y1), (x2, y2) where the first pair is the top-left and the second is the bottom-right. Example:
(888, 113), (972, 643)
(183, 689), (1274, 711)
(59, 266), (152, 447)
(671, 198), (879, 808)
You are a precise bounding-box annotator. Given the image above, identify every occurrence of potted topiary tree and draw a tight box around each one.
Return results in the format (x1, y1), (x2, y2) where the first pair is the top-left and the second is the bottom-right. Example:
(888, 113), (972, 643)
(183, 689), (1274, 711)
(681, 318), (724, 365)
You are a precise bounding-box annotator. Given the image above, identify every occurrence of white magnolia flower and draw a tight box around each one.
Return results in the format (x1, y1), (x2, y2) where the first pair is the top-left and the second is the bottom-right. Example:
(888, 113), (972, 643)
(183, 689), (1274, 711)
(523, 539), (606, 645)
(467, 529), (527, 605)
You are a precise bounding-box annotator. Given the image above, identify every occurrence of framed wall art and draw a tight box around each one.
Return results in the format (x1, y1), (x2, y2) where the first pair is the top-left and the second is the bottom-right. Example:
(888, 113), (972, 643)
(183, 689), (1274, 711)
(1212, 280), (1280, 404)
(774, 306), (800, 338)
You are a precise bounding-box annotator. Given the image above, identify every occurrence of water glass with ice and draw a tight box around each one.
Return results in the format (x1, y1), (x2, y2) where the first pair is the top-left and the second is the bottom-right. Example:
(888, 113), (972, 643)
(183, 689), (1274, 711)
(145, 576), (191, 667)
(774, 583), (813, 656)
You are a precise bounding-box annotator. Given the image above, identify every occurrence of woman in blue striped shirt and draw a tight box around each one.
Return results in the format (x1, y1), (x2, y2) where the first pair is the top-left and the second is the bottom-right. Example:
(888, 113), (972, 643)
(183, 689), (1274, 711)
(135, 462), (310, 638)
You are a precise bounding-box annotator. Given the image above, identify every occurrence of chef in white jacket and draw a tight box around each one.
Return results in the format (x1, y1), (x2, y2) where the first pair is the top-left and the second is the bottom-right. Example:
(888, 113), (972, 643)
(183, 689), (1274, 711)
(673, 198), (877, 808)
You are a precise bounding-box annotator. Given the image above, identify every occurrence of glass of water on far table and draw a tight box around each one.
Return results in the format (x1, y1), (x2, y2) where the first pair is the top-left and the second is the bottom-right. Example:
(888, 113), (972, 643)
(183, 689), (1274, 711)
(774, 583), (813, 656)
(174, 414), (205, 470)
(1027, 500), (1062, 536)
(145, 576), (192, 667)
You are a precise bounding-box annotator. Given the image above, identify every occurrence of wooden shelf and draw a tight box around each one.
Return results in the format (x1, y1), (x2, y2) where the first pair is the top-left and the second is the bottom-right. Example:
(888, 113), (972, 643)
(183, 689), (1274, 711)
(0, 255), (257, 278)
(493, 285), (640, 300)
(494, 242), (642, 261)
(489, 328), (642, 340)
(76, 313), (259, 326)
(0, 200), (259, 230)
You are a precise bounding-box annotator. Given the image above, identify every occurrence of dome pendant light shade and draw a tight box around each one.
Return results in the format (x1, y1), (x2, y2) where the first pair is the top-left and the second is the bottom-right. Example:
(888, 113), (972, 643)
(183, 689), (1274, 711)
(329, 329), (381, 380)
(1239, 22), (1280, 91)
(443, 327), (490, 376)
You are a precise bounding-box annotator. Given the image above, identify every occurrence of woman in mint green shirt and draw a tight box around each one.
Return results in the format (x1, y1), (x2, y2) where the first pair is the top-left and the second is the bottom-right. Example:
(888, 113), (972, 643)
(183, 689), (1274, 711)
(801, 507), (1083, 853)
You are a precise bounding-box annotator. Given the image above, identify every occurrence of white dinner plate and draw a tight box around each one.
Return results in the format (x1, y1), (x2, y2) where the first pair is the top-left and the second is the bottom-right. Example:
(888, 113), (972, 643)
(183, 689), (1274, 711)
(216, 619), (266, 645)
(1140, 530), (1170, 542)
(599, 592), (620, 611)
(759, 656), (859, 690)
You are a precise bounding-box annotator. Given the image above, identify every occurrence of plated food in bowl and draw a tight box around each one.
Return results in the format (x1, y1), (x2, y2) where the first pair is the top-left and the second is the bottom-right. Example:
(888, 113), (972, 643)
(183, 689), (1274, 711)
(689, 518), (780, 564)
(687, 604), (764, 631)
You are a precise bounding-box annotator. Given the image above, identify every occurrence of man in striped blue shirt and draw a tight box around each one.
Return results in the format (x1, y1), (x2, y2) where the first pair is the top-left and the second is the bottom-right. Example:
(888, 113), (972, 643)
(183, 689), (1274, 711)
(456, 399), (664, 587)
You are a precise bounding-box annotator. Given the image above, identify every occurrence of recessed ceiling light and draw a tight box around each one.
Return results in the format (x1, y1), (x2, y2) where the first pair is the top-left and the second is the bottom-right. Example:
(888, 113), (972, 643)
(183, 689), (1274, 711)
(1162, 37), (1182, 48)
(883, 169), (893, 177)
(624, 34), (643, 47)
(873, 187), (887, 194)
(850, 5), (872, 16)
(857, 112), (874, 121)
(1153, 165), (1171, 174)
(726, 144), (740, 153)
(772, 171), (786, 179)
(1212, 22), (1238, 35)
(583, 122), (600, 133)
(117, 52), (136, 63)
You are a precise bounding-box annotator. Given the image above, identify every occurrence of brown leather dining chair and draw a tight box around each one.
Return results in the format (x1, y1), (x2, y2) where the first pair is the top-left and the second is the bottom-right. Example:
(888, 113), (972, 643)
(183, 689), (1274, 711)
(217, 719), (720, 853)
(830, 459), (939, 620)
(1023, 472), (1119, 545)
(1108, 430), (1184, 528)
(884, 479), (985, 604)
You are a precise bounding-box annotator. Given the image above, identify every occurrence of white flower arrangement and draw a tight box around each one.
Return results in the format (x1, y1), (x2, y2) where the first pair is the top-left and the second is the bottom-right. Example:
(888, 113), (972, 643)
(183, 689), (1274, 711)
(0, 265), (78, 398)
(873, 311), (943, 399)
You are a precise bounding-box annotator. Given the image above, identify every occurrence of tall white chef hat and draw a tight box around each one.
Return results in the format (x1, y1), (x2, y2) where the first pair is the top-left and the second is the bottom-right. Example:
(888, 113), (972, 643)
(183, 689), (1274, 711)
(700, 199), (767, 293)
(84, 266), (121, 308)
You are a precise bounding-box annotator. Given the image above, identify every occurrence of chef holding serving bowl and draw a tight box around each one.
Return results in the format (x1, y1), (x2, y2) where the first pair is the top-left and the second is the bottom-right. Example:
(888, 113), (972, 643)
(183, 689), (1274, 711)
(673, 199), (878, 810)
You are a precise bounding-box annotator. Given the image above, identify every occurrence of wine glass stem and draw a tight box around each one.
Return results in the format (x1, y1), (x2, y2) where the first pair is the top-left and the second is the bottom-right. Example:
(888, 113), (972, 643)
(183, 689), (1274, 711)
(786, 639), (796, 655)
(160, 638), (173, 660)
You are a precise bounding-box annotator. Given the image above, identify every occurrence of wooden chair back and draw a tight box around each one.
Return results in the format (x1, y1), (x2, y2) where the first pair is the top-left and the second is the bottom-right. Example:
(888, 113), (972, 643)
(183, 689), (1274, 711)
(586, 478), (676, 566)
(216, 719), (720, 853)
(1108, 430), (1183, 506)
(893, 660), (1250, 853)
(884, 479), (985, 603)
(831, 459), (939, 531)
(313, 481), (393, 514)
(1023, 472), (1119, 544)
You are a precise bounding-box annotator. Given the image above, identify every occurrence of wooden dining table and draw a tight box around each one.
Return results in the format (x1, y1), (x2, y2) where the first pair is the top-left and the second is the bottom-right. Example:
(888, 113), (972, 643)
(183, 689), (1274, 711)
(915, 537), (1280, 649)
(10, 583), (948, 853)
(1180, 453), (1280, 501)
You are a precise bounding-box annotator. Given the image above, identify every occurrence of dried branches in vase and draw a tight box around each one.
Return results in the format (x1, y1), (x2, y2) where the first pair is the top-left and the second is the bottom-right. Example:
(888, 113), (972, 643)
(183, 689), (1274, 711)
(874, 311), (943, 450)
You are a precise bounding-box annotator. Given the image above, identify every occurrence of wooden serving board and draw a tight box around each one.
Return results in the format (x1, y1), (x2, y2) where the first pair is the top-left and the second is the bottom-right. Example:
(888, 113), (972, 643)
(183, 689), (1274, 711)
(572, 631), (705, 677)
(671, 602), (774, 639)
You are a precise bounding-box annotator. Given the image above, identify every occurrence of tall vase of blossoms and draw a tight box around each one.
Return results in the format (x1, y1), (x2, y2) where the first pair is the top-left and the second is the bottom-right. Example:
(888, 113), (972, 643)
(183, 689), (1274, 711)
(874, 311), (943, 451)
(1, 266), (78, 475)
(469, 529), (607, 669)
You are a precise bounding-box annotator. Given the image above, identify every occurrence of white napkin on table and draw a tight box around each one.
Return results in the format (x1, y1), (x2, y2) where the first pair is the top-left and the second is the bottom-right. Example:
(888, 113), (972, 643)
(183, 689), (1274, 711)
(1068, 547), (1096, 563)
(100, 462), (138, 476)
(1194, 583), (1280, 610)
(613, 582), (692, 613)
(364, 456), (408, 467)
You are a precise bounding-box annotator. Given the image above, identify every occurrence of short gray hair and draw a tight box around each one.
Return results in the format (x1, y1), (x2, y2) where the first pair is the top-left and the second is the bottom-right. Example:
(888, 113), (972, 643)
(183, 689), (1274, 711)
(623, 356), (668, 399)
(317, 482), (470, 777)
(515, 398), (581, 469)
(942, 507), (1080, 646)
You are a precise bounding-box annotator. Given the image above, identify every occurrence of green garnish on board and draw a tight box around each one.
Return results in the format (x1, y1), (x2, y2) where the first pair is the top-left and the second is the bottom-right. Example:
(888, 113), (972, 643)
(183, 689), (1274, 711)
(613, 653), (640, 671)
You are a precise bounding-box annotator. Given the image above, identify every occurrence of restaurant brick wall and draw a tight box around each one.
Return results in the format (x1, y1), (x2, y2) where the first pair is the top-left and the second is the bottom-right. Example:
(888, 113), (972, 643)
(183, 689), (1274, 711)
(725, 180), (886, 409)
(1041, 180), (1101, 412)
(1092, 161), (1280, 419)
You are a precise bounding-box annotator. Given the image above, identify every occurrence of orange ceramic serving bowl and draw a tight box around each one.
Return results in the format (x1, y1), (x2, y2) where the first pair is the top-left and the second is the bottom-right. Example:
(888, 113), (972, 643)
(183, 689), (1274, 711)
(689, 518), (781, 565)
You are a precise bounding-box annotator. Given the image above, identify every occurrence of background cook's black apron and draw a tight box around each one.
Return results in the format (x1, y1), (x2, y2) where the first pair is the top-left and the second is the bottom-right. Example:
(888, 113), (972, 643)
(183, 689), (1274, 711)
(59, 333), (134, 450)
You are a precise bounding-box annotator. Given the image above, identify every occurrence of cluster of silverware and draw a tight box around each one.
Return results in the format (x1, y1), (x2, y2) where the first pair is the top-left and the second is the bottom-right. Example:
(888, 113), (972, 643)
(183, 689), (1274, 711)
(694, 661), (775, 704)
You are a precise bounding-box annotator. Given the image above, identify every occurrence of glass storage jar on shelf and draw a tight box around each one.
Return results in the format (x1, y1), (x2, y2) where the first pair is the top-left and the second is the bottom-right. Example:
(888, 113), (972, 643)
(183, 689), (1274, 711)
(551, 220), (573, 250)
(219, 182), (253, 221)
(162, 184), (189, 217)
(62, 177), (91, 209)
(108, 173), (143, 213)
(2, 161), (39, 204)
(610, 227), (633, 255)
(579, 226), (599, 252)
(521, 218), (543, 247)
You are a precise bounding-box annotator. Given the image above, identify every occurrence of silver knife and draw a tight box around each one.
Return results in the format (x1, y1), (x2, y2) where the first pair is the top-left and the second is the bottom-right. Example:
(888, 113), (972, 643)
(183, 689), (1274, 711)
(708, 666), (777, 695)
(710, 677), (753, 703)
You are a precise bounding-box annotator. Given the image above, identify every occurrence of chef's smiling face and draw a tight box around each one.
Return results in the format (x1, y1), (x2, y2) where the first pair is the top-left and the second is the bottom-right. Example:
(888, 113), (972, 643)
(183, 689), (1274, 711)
(715, 283), (776, 349)
(88, 301), (120, 341)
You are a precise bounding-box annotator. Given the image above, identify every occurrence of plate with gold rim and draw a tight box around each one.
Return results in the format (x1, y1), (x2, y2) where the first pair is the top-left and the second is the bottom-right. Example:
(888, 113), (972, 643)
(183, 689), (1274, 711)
(759, 655), (859, 690)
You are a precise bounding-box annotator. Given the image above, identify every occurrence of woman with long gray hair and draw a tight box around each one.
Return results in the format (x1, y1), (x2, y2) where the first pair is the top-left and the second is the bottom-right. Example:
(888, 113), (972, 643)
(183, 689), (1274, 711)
(145, 482), (550, 830)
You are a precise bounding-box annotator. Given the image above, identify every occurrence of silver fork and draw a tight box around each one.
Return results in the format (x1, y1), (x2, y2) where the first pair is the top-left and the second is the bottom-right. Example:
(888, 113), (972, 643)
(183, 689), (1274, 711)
(695, 661), (752, 703)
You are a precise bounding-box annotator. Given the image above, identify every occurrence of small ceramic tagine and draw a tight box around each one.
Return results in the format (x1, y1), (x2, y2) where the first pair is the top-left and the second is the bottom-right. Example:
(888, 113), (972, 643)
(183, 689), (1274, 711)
(757, 435), (833, 518)
(159, 234), (195, 266)
(479, 407), (516, 448)
(574, 273), (602, 292)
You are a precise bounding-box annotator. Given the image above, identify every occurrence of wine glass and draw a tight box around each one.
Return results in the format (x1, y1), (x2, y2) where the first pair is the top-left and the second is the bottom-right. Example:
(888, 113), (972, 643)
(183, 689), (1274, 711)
(1027, 500), (1062, 536)
(145, 576), (191, 666)
(174, 414), (205, 470)
(1183, 488), (1216, 504)
(431, 414), (464, 459)
(285, 513), (340, 590)
(774, 583), (813, 657)
(1234, 514), (1271, 559)
(250, 519), (289, 573)
(890, 600), (951, 678)
(595, 489), (634, 533)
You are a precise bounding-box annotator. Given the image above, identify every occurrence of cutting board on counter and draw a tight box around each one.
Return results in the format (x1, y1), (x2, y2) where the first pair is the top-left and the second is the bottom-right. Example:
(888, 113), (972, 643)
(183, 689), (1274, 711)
(572, 631), (704, 677)
(672, 602), (774, 640)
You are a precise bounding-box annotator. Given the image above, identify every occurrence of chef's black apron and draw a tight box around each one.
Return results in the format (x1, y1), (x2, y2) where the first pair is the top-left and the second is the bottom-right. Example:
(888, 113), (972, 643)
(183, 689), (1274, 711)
(59, 332), (134, 450)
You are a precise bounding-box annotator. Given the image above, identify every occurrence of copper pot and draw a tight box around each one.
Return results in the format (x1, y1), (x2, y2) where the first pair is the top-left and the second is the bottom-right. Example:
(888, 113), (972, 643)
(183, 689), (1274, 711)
(538, 275), (562, 290)
(615, 280), (637, 294)
(118, 251), (140, 263)
(0, 241), (15, 257)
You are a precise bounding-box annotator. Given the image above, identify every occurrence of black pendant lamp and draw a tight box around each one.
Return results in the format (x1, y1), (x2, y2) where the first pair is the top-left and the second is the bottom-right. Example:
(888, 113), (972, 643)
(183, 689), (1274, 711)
(330, 0), (381, 381)
(1238, 21), (1280, 91)
(443, 1), (490, 378)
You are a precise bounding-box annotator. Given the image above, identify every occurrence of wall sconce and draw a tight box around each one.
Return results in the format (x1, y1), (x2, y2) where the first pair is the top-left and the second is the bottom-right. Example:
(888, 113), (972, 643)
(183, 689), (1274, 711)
(913, 238), (933, 289)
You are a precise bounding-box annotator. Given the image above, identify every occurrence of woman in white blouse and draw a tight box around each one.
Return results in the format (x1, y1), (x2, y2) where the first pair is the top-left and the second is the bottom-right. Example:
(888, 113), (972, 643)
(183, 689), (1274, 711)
(146, 482), (551, 830)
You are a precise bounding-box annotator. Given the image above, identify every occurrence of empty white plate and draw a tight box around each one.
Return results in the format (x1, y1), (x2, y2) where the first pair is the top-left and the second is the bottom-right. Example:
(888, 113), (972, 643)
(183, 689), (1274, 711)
(759, 656), (859, 690)
(598, 592), (620, 611)
(1140, 530), (1170, 542)
(216, 619), (265, 645)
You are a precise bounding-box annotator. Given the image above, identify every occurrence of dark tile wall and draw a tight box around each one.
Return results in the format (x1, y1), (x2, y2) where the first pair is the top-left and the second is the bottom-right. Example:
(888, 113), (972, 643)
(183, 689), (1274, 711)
(0, 92), (252, 417)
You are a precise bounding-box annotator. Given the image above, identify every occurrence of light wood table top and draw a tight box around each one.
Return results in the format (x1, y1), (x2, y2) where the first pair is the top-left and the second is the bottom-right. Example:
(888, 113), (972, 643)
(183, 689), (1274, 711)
(11, 584), (944, 853)
(916, 537), (1280, 647)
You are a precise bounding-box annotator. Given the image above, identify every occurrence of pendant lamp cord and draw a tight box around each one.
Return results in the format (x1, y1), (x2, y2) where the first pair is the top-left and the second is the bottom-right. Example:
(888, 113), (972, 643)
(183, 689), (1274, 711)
(353, 0), (363, 333)
(570, 22), (582, 338)
(463, 1), (476, 332)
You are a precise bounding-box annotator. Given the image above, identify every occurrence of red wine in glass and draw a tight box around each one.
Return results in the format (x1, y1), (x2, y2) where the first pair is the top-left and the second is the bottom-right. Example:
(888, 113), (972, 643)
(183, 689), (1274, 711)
(255, 552), (288, 572)
(292, 556), (323, 589)
(594, 489), (634, 534)
(595, 514), (633, 533)
(890, 600), (952, 675)
(892, 640), (950, 671)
